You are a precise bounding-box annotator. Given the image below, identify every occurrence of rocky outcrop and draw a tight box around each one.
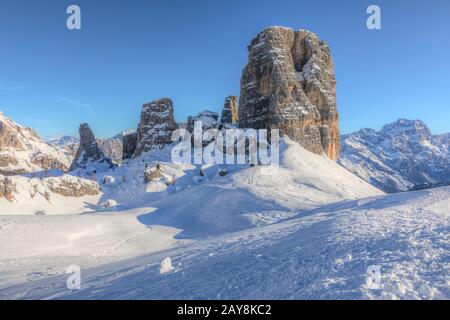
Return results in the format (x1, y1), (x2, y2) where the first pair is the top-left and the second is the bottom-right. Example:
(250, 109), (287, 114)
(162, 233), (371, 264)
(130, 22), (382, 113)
(239, 27), (340, 160)
(339, 119), (450, 193)
(46, 175), (100, 197)
(187, 110), (219, 133)
(221, 96), (239, 125)
(122, 132), (137, 160)
(144, 163), (163, 183)
(0, 112), (71, 175)
(69, 123), (103, 171)
(0, 175), (16, 202)
(97, 136), (123, 164)
(134, 98), (178, 157)
(187, 110), (219, 146)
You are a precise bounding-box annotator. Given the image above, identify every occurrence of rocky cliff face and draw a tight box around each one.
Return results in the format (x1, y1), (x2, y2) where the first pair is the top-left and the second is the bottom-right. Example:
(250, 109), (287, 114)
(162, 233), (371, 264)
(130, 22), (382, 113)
(187, 110), (219, 146)
(221, 96), (239, 125)
(122, 131), (137, 160)
(134, 98), (178, 157)
(69, 123), (103, 171)
(97, 135), (124, 164)
(239, 27), (340, 160)
(186, 110), (219, 133)
(339, 119), (450, 193)
(0, 112), (71, 175)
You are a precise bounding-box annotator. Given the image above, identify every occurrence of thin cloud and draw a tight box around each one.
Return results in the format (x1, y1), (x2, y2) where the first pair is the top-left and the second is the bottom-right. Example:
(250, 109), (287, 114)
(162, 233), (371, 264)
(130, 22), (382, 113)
(58, 97), (92, 111)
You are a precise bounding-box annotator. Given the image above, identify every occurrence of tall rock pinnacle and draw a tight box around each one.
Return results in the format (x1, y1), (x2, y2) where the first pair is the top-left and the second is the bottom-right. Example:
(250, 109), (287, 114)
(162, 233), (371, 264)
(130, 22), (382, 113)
(69, 123), (102, 171)
(221, 96), (239, 125)
(238, 27), (340, 160)
(134, 98), (178, 157)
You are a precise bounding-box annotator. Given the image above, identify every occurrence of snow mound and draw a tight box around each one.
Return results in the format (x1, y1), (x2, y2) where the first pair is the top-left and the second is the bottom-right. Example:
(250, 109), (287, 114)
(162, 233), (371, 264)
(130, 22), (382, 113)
(139, 138), (383, 238)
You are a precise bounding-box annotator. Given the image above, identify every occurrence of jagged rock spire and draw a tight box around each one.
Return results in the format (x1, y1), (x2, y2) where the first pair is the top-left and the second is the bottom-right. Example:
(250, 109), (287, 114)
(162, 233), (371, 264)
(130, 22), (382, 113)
(69, 123), (102, 171)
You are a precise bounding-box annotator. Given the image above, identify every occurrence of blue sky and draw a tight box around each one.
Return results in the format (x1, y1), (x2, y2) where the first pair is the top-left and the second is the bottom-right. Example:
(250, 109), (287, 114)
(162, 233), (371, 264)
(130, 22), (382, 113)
(0, 0), (449, 138)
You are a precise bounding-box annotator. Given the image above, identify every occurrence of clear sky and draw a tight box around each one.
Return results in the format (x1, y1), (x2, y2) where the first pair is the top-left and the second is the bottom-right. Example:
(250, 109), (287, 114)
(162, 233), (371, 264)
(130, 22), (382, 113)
(0, 0), (449, 138)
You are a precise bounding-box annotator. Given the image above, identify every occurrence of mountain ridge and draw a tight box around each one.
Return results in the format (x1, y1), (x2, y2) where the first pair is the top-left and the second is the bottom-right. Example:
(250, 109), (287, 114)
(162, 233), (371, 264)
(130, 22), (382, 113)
(339, 119), (450, 193)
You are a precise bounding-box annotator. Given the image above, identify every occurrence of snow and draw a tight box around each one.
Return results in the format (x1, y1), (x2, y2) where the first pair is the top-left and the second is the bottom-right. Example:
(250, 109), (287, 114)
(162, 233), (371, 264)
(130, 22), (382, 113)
(0, 134), (448, 300)
(0, 208), (180, 290)
(0, 175), (102, 216)
(0, 113), (72, 170)
(0, 186), (447, 300)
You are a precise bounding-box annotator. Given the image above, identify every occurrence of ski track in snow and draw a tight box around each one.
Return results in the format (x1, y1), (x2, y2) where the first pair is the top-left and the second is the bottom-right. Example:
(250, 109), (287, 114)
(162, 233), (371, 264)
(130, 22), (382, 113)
(0, 187), (448, 300)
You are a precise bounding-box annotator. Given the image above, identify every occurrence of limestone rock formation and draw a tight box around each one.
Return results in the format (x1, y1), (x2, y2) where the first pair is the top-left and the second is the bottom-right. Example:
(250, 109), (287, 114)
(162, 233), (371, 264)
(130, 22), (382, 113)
(221, 96), (239, 125)
(69, 123), (103, 171)
(144, 163), (163, 183)
(186, 110), (219, 133)
(0, 175), (16, 202)
(239, 27), (340, 160)
(97, 135), (124, 164)
(0, 112), (71, 175)
(134, 98), (178, 157)
(46, 175), (100, 197)
(186, 110), (219, 146)
(122, 131), (137, 160)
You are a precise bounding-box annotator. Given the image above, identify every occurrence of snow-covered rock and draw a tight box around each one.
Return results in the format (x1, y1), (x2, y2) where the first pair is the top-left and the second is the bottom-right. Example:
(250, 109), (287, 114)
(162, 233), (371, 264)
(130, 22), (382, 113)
(160, 257), (175, 274)
(97, 135), (123, 164)
(103, 199), (118, 208)
(339, 119), (450, 193)
(0, 174), (102, 215)
(239, 27), (340, 160)
(187, 110), (219, 132)
(0, 112), (71, 175)
(122, 131), (137, 160)
(46, 175), (100, 197)
(134, 98), (178, 157)
(69, 123), (114, 171)
(186, 110), (219, 146)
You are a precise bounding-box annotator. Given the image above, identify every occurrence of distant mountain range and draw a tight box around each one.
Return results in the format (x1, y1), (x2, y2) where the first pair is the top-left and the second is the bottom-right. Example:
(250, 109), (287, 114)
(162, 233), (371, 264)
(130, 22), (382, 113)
(339, 119), (450, 193)
(45, 134), (79, 148)
(46, 130), (135, 165)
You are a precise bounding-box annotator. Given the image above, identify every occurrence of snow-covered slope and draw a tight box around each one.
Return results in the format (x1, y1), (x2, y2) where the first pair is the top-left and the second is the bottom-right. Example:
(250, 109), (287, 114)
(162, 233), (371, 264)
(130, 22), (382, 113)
(1, 135), (382, 217)
(1, 186), (448, 300)
(0, 136), (384, 297)
(339, 119), (450, 193)
(0, 208), (180, 289)
(0, 112), (72, 175)
(45, 135), (79, 149)
(0, 174), (102, 215)
(136, 138), (382, 238)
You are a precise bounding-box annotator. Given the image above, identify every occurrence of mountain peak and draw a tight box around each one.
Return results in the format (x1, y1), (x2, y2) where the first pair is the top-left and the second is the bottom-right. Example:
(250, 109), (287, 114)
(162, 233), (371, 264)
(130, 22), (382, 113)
(340, 118), (449, 193)
(381, 118), (431, 139)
